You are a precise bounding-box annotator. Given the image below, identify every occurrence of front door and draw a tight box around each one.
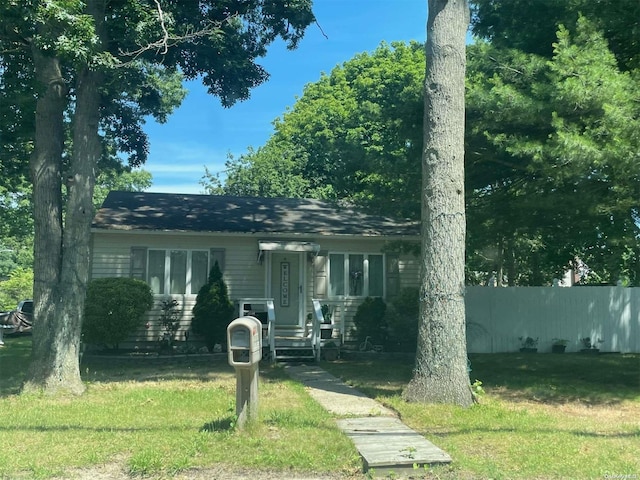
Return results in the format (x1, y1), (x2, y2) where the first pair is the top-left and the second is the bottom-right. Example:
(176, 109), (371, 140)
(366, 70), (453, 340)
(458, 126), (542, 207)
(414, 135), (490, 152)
(270, 252), (303, 327)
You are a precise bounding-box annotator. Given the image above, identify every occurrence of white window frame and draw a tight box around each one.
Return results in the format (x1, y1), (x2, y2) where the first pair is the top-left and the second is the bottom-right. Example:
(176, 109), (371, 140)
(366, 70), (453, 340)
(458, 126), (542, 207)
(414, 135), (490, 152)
(327, 252), (385, 299)
(147, 248), (210, 295)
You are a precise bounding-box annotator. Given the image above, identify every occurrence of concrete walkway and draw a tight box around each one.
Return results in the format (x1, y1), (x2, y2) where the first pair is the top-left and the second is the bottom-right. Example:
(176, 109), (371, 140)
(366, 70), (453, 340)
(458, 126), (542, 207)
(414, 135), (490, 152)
(284, 365), (452, 476)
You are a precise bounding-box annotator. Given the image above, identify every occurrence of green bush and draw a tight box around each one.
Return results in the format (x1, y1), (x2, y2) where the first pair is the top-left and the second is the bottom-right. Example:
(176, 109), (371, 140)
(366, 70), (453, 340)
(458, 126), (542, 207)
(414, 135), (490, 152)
(0, 268), (33, 311)
(384, 287), (419, 352)
(83, 277), (153, 349)
(191, 262), (234, 351)
(352, 297), (387, 346)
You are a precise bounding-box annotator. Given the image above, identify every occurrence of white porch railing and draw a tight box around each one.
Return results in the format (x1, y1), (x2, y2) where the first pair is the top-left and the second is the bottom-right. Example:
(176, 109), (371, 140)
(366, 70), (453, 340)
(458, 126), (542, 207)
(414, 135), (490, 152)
(237, 298), (276, 361)
(236, 298), (347, 362)
(312, 299), (346, 342)
(311, 299), (347, 360)
(266, 299), (275, 361)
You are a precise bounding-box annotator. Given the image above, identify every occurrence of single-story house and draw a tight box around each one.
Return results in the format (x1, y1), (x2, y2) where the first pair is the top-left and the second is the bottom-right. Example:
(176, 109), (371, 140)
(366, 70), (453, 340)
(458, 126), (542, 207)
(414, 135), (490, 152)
(90, 191), (421, 358)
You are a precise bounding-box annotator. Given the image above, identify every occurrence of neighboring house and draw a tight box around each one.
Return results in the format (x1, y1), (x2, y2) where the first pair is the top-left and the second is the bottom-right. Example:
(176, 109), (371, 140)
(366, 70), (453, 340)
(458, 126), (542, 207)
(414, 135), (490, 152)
(90, 191), (421, 355)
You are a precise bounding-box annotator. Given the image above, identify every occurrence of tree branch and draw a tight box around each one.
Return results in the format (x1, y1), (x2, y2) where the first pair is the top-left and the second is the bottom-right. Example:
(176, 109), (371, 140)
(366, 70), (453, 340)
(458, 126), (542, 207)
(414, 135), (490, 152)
(115, 2), (232, 65)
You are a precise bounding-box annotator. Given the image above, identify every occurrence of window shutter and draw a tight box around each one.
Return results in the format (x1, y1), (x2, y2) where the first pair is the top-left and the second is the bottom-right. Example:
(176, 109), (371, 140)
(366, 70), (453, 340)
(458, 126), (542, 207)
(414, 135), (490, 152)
(386, 254), (400, 299)
(314, 250), (328, 297)
(130, 247), (147, 280)
(210, 248), (226, 273)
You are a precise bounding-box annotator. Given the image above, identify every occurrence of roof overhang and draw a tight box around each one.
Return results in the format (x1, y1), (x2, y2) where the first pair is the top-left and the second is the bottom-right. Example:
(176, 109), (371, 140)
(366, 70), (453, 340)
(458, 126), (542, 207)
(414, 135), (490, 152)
(257, 240), (320, 263)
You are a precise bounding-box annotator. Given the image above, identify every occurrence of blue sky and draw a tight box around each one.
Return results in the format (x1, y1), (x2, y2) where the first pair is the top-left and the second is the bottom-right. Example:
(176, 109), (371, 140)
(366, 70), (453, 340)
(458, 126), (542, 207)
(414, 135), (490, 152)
(143, 0), (428, 194)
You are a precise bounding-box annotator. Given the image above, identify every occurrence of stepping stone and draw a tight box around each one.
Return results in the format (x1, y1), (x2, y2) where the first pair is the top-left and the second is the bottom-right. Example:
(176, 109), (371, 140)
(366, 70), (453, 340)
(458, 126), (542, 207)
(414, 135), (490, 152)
(337, 416), (452, 475)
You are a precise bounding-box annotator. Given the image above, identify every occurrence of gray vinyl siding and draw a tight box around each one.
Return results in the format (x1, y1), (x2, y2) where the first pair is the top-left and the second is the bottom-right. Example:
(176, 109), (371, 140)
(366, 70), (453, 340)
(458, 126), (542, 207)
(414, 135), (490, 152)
(90, 231), (420, 348)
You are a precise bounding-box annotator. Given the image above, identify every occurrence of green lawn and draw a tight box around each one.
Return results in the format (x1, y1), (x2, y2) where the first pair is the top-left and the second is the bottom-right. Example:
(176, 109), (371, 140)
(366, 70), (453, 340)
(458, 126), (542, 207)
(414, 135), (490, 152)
(1, 336), (639, 479)
(325, 352), (640, 479)
(0, 336), (360, 479)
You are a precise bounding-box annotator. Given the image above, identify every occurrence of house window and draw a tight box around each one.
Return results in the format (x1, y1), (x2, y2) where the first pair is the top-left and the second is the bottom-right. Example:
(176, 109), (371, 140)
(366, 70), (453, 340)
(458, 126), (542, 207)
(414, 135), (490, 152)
(328, 253), (384, 298)
(147, 249), (210, 295)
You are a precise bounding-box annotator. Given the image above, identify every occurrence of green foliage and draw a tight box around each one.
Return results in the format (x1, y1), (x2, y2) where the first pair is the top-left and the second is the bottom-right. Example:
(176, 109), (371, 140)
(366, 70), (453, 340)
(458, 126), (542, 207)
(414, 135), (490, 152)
(83, 277), (153, 349)
(384, 288), (419, 352)
(191, 262), (234, 351)
(158, 298), (181, 352)
(201, 147), (310, 198)
(210, 41), (425, 219)
(93, 168), (152, 211)
(0, 268), (33, 311)
(352, 297), (387, 346)
(466, 19), (640, 285)
(470, 0), (640, 71)
(0, 185), (34, 279)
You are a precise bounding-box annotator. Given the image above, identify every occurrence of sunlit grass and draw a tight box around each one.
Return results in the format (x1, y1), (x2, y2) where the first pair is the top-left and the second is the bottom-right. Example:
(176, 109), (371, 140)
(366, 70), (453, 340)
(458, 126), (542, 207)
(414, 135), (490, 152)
(0, 336), (359, 479)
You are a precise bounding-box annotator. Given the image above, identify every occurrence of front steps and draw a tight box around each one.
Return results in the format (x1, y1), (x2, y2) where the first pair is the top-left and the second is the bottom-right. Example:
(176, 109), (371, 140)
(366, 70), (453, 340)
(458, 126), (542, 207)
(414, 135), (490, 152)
(271, 335), (316, 362)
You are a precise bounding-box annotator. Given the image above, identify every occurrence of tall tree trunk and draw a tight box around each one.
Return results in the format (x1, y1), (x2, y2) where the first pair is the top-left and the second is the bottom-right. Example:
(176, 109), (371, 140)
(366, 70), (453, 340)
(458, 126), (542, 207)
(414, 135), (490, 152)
(24, 44), (85, 394)
(23, 1), (105, 395)
(404, 0), (472, 407)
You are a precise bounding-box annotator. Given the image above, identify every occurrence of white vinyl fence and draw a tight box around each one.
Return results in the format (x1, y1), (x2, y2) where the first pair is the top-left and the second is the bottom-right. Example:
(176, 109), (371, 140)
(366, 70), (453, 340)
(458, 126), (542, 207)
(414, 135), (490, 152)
(465, 286), (640, 353)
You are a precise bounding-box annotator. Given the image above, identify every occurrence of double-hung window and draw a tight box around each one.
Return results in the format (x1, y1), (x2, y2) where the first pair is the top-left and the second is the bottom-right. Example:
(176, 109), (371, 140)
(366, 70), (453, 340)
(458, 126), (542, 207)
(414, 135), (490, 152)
(147, 249), (210, 295)
(328, 253), (384, 298)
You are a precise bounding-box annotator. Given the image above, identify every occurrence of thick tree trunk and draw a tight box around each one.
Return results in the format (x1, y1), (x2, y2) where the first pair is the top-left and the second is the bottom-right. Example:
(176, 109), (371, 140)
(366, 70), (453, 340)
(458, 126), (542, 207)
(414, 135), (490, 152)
(404, 0), (472, 407)
(24, 46), (85, 395)
(23, 1), (105, 395)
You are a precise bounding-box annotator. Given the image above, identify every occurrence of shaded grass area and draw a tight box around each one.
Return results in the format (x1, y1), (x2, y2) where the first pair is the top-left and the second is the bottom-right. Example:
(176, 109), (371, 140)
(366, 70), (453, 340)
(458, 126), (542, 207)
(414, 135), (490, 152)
(0, 336), (360, 479)
(332, 352), (640, 405)
(324, 352), (640, 479)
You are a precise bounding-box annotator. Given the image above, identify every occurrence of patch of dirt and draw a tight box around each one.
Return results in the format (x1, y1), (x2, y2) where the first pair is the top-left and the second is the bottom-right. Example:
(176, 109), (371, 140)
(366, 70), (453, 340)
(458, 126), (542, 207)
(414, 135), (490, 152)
(47, 463), (365, 480)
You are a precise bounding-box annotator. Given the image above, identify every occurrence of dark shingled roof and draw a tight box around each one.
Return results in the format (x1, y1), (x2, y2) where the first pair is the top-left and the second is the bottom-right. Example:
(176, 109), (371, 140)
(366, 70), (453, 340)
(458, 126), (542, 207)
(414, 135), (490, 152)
(92, 191), (420, 237)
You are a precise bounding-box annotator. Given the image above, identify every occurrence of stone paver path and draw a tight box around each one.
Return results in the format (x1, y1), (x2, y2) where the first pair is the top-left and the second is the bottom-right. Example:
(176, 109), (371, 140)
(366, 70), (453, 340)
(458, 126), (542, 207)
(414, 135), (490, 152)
(285, 364), (452, 475)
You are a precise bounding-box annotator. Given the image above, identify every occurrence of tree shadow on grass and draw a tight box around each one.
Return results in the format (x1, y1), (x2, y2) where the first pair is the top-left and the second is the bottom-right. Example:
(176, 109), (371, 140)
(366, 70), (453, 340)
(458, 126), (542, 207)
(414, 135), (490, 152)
(81, 353), (296, 384)
(323, 354), (640, 408)
(424, 425), (640, 440)
(201, 416), (237, 433)
(469, 353), (640, 406)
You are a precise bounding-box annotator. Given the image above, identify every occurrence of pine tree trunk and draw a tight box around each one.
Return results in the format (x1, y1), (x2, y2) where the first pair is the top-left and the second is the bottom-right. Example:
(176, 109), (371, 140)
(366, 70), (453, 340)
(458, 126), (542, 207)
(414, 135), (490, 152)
(404, 0), (472, 407)
(23, 1), (105, 395)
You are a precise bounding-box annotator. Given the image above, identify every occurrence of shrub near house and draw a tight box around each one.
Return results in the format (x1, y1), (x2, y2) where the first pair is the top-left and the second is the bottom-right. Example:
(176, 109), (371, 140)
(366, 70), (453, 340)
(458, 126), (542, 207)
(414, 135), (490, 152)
(83, 278), (153, 350)
(191, 262), (234, 352)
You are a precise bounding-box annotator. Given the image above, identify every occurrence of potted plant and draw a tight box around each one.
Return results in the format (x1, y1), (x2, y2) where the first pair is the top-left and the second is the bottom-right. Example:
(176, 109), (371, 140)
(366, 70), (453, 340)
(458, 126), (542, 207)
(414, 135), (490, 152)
(322, 340), (339, 361)
(320, 304), (334, 339)
(518, 336), (538, 353)
(551, 338), (569, 353)
(580, 337), (600, 354)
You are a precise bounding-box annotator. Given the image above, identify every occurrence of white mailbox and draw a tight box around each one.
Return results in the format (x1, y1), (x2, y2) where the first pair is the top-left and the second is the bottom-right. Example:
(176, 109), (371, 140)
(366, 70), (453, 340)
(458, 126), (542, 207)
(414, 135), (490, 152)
(227, 316), (262, 367)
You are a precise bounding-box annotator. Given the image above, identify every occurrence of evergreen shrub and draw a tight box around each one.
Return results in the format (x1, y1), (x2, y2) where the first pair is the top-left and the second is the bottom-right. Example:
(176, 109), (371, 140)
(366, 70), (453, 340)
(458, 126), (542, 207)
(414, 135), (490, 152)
(384, 287), (419, 352)
(352, 296), (387, 346)
(191, 262), (234, 351)
(83, 277), (153, 349)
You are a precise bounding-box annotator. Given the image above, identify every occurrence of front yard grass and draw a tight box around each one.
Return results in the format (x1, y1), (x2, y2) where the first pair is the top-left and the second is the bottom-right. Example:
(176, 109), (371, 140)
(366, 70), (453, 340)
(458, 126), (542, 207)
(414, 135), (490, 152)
(1, 336), (639, 479)
(325, 352), (640, 479)
(0, 336), (359, 479)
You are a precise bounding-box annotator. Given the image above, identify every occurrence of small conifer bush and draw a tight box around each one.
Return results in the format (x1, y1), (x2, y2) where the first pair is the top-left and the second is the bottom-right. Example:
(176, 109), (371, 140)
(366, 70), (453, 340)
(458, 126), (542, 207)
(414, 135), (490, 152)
(192, 262), (234, 351)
